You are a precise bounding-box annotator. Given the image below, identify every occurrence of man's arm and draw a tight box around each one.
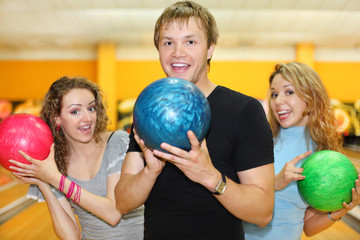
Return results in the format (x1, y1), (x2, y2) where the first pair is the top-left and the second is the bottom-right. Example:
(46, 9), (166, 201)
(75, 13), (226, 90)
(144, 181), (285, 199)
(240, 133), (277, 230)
(114, 152), (153, 214)
(153, 130), (275, 227)
(115, 130), (166, 214)
(222, 164), (275, 227)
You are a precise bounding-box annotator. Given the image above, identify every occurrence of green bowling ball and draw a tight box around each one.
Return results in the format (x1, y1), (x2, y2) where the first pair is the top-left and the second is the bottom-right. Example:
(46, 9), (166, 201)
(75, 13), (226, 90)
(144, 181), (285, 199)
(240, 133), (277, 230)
(298, 150), (358, 211)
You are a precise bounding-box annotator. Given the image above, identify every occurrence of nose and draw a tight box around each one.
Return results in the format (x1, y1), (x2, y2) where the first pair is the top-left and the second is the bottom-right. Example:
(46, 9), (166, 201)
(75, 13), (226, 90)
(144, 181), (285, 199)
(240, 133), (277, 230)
(275, 94), (285, 105)
(172, 44), (186, 58)
(82, 110), (92, 122)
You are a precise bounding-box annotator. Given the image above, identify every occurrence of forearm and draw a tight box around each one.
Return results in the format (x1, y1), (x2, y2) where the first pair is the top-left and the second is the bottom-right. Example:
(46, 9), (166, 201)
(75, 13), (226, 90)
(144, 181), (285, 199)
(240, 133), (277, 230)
(54, 175), (122, 226)
(303, 208), (345, 237)
(38, 183), (80, 240)
(216, 164), (275, 227)
(217, 178), (274, 227)
(74, 189), (122, 225)
(275, 173), (284, 191)
(115, 167), (157, 214)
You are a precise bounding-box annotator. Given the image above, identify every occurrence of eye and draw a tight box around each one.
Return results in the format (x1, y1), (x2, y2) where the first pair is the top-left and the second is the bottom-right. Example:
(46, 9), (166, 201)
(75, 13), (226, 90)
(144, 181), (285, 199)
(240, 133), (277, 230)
(164, 41), (172, 46)
(270, 93), (278, 98)
(188, 40), (195, 45)
(71, 110), (78, 115)
(89, 106), (96, 112)
(286, 90), (294, 95)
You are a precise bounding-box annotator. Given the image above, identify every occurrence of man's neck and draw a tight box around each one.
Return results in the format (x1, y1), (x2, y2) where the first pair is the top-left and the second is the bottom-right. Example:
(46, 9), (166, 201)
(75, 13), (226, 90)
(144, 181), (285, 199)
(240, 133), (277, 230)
(196, 79), (217, 97)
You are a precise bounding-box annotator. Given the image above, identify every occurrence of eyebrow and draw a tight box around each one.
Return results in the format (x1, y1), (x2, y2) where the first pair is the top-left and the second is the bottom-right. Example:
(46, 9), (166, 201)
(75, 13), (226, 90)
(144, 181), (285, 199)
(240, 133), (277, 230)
(270, 84), (292, 91)
(68, 100), (95, 109)
(161, 34), (199, 41)
(68, 104), (81, 109)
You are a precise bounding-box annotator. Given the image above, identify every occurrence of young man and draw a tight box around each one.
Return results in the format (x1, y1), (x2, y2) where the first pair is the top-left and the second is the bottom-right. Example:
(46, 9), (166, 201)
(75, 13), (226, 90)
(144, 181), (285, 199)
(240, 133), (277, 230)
(115, 2), (275, 239)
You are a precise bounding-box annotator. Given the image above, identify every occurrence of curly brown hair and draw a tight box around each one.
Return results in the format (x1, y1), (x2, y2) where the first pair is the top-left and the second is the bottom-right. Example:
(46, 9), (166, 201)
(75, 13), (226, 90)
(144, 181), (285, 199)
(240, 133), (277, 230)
(153, 1), (219, 68)
(40, 76), (109, 175)
(267, 62), (343, 153)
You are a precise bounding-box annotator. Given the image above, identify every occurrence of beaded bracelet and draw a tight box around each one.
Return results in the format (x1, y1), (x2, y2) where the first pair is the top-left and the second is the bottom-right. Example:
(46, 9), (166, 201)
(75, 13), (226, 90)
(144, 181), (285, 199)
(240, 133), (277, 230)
(59, 175), (66, 192)
(73, 184), (81, 204)
(66, 181), (75, 198)
(328, 212), (341, 222)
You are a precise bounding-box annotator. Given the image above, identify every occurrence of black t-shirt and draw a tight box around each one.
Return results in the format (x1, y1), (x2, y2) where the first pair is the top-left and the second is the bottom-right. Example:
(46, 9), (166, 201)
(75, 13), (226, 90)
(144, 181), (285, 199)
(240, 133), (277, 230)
(128, 86), (274, 240)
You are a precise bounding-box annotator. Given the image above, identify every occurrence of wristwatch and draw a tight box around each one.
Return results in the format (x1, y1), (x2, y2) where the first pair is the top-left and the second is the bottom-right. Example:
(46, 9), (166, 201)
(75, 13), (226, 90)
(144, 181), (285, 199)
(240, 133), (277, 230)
(328, 212), (341, 223)
(213, 173), (227, 195)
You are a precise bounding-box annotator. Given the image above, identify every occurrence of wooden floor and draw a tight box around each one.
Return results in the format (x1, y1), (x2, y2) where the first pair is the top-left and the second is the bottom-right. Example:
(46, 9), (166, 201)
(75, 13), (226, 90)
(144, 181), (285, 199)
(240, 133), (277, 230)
(1, 147), (360, 240)
(0, 201), (359, 240)
(301, 221), (360, 240)
(0, 182), (29, 208)
(0, 203), (59, 240)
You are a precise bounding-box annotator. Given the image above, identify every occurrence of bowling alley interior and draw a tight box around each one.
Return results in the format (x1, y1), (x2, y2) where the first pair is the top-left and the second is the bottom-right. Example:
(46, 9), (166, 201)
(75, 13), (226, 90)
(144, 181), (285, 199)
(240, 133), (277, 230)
(1, 0), (360, 239)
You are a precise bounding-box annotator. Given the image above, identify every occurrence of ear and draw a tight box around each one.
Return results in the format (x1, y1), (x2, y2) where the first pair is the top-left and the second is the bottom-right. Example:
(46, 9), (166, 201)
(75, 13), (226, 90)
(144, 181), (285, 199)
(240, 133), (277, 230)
(54, 116), (61, 125)
(207, 43), (215, 60)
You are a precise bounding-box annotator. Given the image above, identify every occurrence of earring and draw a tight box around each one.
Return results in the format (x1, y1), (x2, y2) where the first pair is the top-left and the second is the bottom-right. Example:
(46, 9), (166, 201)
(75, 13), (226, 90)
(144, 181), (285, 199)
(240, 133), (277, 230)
(56, 123), (61, 131)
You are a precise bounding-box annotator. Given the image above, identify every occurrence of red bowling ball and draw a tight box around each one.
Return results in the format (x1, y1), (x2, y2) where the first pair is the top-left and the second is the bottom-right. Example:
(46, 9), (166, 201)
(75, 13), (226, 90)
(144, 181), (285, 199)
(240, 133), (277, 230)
(0, 113), (53, 172)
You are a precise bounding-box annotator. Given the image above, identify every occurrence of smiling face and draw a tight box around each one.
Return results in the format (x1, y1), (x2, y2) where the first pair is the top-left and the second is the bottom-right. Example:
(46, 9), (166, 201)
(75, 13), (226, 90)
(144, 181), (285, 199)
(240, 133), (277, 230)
(158, 17), (214, 86)
(56, 88), (97, 144)
(269, 74), (309, 128)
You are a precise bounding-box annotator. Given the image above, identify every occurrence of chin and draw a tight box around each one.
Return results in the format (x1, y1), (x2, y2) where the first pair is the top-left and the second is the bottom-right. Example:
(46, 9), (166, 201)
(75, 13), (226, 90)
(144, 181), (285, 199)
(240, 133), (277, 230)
(81, 138), (93, 144)
(279, 122), (292, 129)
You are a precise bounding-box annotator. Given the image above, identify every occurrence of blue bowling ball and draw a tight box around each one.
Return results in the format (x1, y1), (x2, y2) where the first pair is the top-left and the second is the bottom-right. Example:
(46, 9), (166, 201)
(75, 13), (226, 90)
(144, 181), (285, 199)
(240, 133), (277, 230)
(133, 77), (211, 152)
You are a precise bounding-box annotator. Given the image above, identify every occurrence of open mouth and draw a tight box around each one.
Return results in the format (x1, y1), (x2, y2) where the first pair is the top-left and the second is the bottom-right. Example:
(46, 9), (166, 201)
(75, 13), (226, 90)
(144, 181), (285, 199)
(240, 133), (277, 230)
(277, 110), (290, 120)
(79, 125), (91, 134)
(171, 63), (190, 71)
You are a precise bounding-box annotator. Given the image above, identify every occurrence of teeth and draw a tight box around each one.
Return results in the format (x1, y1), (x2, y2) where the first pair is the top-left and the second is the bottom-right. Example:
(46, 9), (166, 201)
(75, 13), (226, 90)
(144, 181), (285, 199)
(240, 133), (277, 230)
(278, 110), (289, 115)
(172, 63), (188, 67)
(80, 125), (90, 129)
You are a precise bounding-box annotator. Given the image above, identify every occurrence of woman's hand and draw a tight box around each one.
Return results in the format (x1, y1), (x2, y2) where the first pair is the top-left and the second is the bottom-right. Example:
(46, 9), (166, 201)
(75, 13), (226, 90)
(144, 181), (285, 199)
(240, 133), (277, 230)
(343, 174), (360, 210)
(330, 173), (360, 220)
(275, 151), (312, 191)
(12, 171), (42, 186)
(9, 144), (61, 186)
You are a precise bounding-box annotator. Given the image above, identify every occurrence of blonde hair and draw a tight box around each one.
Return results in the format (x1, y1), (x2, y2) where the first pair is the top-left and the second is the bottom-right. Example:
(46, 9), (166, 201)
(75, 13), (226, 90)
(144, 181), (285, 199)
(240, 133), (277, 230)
(267, 62), (343, 153)
(153, 1), (219, 67)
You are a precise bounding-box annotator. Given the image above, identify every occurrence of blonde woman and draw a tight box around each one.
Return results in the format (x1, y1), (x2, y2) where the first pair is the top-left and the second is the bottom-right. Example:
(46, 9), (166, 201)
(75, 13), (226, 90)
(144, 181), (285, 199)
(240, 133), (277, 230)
(244, 62), (360, 240)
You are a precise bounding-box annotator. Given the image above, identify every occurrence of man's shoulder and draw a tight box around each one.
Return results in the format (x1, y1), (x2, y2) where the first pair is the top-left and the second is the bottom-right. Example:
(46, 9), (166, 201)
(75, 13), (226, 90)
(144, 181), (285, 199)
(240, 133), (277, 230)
(211, 86), (262, 109)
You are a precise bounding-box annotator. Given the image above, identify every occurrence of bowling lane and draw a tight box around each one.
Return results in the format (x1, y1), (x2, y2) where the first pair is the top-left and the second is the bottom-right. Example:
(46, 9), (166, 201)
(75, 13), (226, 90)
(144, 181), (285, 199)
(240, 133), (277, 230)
(0, 182), (28, 208)
(0, 202), (59, 240)
(344, 148), (360, 171)
(343, 147), (360, 235)
(2, 200), (359, 240)
(301, 220), (360, 240)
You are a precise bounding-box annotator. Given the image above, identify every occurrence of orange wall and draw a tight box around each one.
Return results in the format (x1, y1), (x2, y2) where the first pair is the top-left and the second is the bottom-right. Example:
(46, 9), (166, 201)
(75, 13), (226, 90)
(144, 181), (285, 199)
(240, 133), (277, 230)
(1, 60), (359, 102)
(209, 61), (277, 100)
(315, 62), (360, 102)
(116, 60), (360, 102)
(114, 60), (276, 101)
(0, 60), (96, 100)
(212, 61), (360, 102)
(116, 60), (166, 100)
